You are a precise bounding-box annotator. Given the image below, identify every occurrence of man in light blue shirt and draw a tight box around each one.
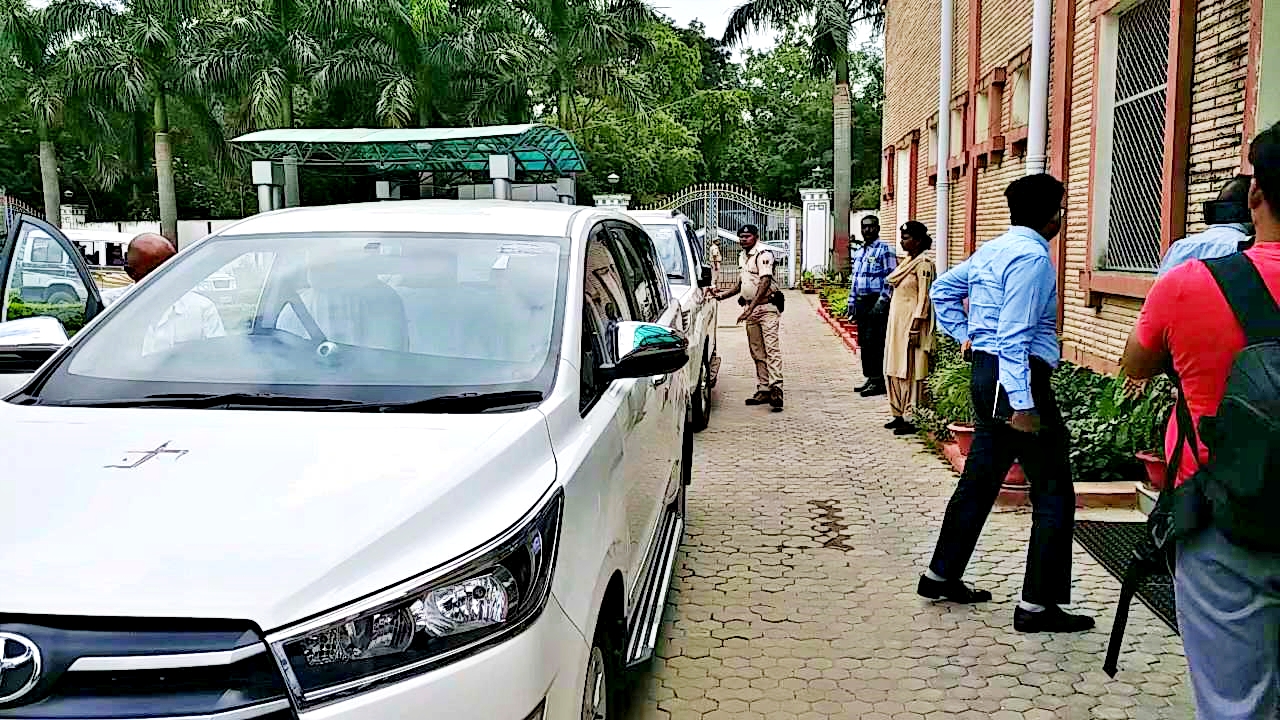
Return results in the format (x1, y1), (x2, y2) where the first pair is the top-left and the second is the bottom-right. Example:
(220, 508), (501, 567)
(1157, 176), (1254, 276)
(917, 173), (1092, 634)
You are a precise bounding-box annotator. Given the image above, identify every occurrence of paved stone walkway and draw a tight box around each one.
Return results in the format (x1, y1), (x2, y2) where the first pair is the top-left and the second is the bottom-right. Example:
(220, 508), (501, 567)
(626, 293), (1193, 720)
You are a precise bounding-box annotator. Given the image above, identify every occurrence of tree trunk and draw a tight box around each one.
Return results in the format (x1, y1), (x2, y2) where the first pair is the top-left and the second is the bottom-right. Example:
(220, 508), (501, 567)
(37, 121), (61, 228)
(153, 93), (178, 244)
(282, 84), (294, 127)
(832, 55), (853, 273)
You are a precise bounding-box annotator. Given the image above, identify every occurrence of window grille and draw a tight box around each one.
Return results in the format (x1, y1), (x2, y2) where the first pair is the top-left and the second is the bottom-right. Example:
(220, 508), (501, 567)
(1099, 0), (1171, 272)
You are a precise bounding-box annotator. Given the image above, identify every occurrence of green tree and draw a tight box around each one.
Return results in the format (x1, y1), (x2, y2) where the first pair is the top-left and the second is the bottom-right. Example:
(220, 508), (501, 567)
(76, 0), (238, 241)
(514, 0), (656, 130)
(723, 0), (884, 271)
(0, 0), (116, 225)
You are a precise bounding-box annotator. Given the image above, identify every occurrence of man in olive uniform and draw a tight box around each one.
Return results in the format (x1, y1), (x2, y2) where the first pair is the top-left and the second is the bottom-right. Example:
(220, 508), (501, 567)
(709, 224), (783, 411)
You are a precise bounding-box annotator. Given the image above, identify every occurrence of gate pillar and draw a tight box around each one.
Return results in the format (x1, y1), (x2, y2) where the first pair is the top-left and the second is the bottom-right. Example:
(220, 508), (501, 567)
(801, 188), (833, 275)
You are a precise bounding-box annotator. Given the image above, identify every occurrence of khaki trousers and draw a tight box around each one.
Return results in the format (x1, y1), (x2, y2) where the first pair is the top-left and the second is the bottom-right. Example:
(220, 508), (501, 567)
(745, 305), (783, 392)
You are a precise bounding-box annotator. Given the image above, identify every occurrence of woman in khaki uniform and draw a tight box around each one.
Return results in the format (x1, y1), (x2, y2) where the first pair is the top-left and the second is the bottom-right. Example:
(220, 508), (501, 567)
(883, 221), (936, 434)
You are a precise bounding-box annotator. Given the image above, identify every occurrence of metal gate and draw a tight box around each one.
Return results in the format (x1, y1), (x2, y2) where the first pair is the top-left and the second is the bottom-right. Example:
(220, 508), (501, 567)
(638, 184), (800, 290)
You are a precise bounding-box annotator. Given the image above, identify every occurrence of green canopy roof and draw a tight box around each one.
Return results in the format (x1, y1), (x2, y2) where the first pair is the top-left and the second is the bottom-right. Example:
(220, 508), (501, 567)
(230, 124), (586, 176)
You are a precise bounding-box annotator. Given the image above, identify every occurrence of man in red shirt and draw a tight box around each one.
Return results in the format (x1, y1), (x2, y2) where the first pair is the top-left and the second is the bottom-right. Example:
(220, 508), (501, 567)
(1121, 122), (1280, 720)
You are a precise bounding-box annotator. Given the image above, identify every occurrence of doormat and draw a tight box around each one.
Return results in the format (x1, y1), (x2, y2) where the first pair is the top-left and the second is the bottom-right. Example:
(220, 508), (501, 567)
(1075, 520), (1178, 633)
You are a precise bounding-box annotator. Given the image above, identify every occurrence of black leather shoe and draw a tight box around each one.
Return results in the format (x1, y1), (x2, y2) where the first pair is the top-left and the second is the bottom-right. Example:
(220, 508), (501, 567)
(855, 380), (873, 393)
(860, 383), (887, 397)
(917, 575), (993, 604)
(1014, 605), (1095, 633)
(745, 391), (770, 406)
(770, 389), (784, 412)
(885, 417), (906, 429)
(893, 423), (919, 436)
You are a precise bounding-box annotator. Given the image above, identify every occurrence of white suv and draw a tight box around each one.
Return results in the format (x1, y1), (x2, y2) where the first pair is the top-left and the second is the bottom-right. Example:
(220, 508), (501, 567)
(0, 201), (691, 720)
(627, 210), (719, 431)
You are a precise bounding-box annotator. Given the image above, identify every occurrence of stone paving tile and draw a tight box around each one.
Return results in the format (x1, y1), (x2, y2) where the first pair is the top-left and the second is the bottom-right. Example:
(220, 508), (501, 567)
(626, 293), (1193, 719)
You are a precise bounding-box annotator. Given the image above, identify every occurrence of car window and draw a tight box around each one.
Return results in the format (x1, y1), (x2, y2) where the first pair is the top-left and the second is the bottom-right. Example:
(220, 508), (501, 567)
(606, 226), (658, 322)
(640, 224), (690, 282)
(33, 232), (570, 406)
(685, 222), (704, 265)
(3, 224), (91, 335)
(581, 230), (634, 412)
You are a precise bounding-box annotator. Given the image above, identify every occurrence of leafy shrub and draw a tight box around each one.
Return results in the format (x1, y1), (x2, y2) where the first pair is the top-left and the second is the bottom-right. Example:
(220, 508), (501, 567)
(6, 299), (87, 334)
(911, 332), (1173, 483)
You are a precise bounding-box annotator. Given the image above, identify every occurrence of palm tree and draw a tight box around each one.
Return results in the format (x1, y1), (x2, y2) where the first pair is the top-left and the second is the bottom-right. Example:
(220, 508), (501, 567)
(724, 0), (884, 271)
(0, 0), (115, 226)
(79, 0), (233, 242)
(512, 0), (656, 130)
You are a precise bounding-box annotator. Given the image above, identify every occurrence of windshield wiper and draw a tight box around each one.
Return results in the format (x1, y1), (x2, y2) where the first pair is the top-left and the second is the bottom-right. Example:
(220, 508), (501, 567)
(322, 390), (545, 413)
(36, 393), (367, 409)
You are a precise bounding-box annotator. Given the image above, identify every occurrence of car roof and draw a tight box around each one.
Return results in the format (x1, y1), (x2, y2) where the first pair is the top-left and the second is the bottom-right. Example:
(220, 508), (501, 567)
(218, 200), (594, 238)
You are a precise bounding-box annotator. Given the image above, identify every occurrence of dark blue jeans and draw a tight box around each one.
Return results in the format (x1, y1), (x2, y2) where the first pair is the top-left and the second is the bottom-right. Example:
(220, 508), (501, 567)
(928, 351), (1076, 605)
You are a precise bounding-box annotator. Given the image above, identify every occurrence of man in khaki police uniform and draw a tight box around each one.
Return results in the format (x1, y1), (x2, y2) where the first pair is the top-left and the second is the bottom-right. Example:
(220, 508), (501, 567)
(708, 224), (783, 411)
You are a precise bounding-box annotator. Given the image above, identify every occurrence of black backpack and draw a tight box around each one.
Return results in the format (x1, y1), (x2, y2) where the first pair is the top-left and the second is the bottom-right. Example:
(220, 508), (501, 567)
(1106, 251), (1280, 676)
(1192, 251), (1280, 552)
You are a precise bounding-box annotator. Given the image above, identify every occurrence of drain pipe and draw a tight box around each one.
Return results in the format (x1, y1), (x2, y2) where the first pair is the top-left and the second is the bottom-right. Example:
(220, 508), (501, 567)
(1025, 0), (1052, 175)
(935, 0), (954, 272)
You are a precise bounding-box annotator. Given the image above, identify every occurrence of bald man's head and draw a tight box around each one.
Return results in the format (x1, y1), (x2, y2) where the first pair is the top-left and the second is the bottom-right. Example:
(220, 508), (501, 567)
(125, 233), (176, 282)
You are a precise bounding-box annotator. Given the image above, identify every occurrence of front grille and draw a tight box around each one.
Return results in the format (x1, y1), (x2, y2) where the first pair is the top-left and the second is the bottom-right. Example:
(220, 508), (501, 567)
(0, 618), (291, 720)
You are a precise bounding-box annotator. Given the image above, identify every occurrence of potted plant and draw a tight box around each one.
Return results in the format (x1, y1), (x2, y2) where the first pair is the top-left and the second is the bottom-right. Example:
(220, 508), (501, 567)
(801, 271), (817, 293)
(1136, 447), (1168, 490)
(929, 355), (976, 454)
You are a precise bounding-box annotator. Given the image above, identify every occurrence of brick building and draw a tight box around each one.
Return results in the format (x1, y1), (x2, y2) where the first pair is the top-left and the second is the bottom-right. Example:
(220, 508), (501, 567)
(879, 0), (1278, 373)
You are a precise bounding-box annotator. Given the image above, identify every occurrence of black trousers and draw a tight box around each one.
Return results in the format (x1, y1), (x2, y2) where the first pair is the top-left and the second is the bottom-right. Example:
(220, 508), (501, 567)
(853, 294), (888, 384)
(928, 351), (1076, 605)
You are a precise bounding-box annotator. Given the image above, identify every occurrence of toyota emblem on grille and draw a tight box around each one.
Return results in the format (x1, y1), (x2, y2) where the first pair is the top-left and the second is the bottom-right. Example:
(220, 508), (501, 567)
(0, 633), (41, 704)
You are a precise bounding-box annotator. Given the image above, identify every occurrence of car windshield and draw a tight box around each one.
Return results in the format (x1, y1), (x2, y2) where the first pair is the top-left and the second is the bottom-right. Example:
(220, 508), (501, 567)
(642, 224), (689, 282)
(22, 232), (570, 408)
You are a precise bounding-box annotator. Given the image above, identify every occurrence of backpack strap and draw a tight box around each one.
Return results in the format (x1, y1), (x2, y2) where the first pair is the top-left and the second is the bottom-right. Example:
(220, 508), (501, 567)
(1203, 253), (1280, 345)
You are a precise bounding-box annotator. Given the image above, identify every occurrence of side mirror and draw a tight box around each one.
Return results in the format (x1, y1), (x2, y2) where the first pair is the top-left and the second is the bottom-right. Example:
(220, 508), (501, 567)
(0, 316), (69, 373)
(603, 321), (689, 380)
(699, 265), (714, 288)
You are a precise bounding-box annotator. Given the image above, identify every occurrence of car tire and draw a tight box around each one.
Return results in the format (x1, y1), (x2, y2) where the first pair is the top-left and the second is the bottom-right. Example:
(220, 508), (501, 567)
(582, 611), (625, 720)
(690, 351), (711, 432)
(45, 290), (77, 305)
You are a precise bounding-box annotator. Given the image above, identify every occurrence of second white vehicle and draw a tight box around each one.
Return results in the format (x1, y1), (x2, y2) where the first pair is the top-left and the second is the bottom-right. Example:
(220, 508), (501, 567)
(627, 209), (719, 431)
(0, 201), (693, 720)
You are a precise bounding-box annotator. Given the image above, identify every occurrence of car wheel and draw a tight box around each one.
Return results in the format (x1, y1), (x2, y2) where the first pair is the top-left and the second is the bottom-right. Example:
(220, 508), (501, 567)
(690, 352), (711, 432)
(582, 614), (624, 720)
(45, 290), (76, 305)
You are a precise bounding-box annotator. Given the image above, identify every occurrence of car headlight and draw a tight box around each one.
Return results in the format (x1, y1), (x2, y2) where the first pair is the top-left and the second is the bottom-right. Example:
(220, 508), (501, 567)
(267, 488), (563, 709)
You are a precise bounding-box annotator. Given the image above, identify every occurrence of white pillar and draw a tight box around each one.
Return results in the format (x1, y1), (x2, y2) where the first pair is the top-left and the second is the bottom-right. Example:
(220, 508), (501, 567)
(283, 155), (300, 207)
(251, 160), (284, 214)
(800, 188), (832, 274)
(489, 154), (516, 201)
(1025, 0), (1052, 175)
(935, 0), (955, 271)
(556, 177), (577, 205)
(785, 209), (798, 288)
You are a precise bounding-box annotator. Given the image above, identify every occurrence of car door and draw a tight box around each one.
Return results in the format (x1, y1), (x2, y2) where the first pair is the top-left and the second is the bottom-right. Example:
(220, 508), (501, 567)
(605, 221), (683, 604)
(0, 214), (104, 380)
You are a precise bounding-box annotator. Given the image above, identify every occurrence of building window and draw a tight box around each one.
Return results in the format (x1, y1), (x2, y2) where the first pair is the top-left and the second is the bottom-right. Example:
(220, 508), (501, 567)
(929, 124), (939, 165)
(949, 108), (963, 156)
(895, 146), (912, 219)
(1093, 0), (1172, 272)
(975, 92), (990, 143)
(1010, 68), (1030, 127)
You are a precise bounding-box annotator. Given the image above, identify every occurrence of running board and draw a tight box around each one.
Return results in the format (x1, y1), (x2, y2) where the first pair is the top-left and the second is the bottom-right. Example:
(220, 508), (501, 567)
(624, 508), (684, 666)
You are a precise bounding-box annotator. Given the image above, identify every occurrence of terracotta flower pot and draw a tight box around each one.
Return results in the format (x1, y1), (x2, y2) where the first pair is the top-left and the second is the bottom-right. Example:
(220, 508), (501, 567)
(1136, 451), (1168, 491)
(1004, 461), (1027, 487)
(948, 423), (976, 456)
